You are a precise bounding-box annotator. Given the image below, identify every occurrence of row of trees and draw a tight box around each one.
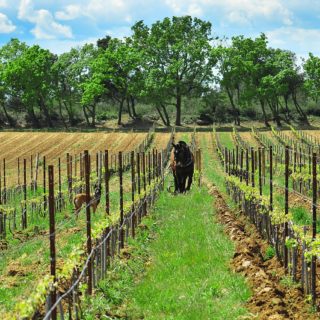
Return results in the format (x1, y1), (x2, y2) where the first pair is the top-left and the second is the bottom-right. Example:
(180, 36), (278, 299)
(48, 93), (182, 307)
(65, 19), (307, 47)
(0, 16), (320, 128)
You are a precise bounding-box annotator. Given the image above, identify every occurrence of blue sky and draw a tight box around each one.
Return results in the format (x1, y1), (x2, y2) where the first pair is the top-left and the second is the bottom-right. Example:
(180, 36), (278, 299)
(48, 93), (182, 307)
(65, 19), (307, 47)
(0, 0), (320, 59)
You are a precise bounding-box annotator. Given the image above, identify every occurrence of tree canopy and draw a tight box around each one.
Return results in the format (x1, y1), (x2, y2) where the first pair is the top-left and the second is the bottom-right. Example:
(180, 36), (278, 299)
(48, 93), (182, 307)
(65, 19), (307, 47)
(0, 16), (319, 128)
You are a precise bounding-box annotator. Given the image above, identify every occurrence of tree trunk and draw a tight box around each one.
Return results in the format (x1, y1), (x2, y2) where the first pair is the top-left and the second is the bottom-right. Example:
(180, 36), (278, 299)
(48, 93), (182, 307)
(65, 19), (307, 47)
(161, 104), (170, 126)
(292, 93), (309, 124)
(226, 88), (240, 126)
(91, 104), (96, 127)
(82, 105), (90, 126)
(118, 98), (125, 125)
(63, 101), (76, 126)
(39, 96), (53, 127)
(1, 103), (15, 127)
(131, 96), (138, 118)
(58, 99), (68, 129)
(155, 105), (168, 126)
(259, 99), (269, 127)
(268, 100), (281, 127)
(283, 95), (290, 122)
(175, 92), (182, 126)
(28, 106), (41, 128)
(127, 98), (134, 119)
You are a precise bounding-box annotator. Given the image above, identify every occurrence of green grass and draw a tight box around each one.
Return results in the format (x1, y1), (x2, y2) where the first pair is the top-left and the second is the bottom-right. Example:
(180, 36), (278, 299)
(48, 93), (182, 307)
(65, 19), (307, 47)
(0, 171), (136, 313)
(85, 177), (250, 319)
(218, 132), (235, 150)
(127, 187), (250, 319)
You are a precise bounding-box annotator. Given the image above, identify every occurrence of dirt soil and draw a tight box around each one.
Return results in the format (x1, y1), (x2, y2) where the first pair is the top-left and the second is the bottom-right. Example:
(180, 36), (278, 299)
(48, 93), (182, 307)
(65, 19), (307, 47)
(206, 180), (320, 320)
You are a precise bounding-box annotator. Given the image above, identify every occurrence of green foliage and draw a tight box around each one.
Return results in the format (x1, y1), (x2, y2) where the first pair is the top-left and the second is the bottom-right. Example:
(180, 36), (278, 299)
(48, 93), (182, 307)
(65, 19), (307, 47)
(263, 246), (276, 261)
(280, 275), (300, 289)
(0, 18), (318, 127)
(132, 16), (216, 125)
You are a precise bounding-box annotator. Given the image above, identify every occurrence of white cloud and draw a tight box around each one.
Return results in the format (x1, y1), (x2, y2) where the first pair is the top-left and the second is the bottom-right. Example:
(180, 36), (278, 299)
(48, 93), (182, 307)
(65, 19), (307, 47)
(0, 13), (16, 33)
(18, 0), (73, 39)
(55, 0), (134, 23)
(266, 27), (320, 57)
(55, 4), (81, 20)
(165, 0), (293, 26)
(0, 0), (7, 7)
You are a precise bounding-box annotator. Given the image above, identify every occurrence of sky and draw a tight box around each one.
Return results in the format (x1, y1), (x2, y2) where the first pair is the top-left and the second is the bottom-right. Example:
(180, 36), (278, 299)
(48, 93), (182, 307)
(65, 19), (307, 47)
(0, 0), (320, 59)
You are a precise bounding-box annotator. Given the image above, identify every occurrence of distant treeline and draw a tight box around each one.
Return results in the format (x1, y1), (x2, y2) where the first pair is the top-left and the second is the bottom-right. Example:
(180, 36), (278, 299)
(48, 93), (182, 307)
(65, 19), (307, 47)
(1, 16), (320, 128)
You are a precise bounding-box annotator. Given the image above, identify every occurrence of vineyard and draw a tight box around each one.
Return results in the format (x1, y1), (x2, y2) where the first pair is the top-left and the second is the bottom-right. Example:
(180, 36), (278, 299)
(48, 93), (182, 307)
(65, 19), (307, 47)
(2, 126), (320, 319)
(0, 127), (182, 318)
(214, 126), (320, 313)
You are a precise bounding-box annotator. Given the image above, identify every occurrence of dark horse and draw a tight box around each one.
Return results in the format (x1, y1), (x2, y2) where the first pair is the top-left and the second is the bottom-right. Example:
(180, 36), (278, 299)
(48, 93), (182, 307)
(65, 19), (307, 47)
(170, 141), (194, 193)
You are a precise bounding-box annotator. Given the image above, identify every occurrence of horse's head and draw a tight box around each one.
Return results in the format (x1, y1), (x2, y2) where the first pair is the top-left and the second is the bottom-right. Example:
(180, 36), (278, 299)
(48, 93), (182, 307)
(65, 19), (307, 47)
(172, 141), (190, 166)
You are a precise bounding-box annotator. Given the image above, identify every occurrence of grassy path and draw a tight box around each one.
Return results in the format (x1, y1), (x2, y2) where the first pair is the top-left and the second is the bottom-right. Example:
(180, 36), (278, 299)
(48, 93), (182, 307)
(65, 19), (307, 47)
(126, 186), (249, 319)
(88, 178), (250, 319)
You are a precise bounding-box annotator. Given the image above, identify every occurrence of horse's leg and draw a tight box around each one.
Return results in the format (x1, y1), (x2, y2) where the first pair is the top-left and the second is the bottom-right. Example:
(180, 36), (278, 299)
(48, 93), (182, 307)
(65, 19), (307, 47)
(173, 173), (178, 193)
(182, 175), (187, 193)
(186, 174), (193, 191)
(186, 168), (194, 191)
(177, 174), (183, 193)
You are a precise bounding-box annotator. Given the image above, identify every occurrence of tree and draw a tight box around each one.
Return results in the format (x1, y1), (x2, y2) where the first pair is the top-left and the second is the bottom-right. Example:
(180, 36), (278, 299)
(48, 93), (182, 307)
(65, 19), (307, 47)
(304, 53), (320, 103)
(132, 16), (215, 126)
(216, 35), (268, 126)
(2, 42), (56, 127)
(82, 38), (142, 125)
(0, 39), (28, 126)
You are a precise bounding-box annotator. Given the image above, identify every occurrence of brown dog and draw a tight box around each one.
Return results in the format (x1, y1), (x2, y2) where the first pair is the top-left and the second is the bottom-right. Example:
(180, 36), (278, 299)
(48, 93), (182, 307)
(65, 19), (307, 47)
(74, 183), (101, 218)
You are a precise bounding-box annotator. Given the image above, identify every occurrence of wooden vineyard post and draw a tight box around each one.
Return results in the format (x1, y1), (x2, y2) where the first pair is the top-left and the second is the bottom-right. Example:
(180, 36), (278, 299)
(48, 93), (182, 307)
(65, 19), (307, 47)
(232, 149), (235, 176)
(228, 149), (231, 176)
(58, 158), (62, 211)
(43, 156), (47, 211)
(104, 150), (110, 217)
(84, 150), (93, 295)
(96, 153), (99, 178)
(311, 152), (317, 306)
(74, 154), (77, 180)
(67, 153), (71, 203)
(258, 148), (262, 196)
(69, 155), (73, 202)
(131, 151), (135, 238)
(152, 149), (156, 181)
(104, 150), (110, 267)
(119, 152), (124, 249)
(240, 149), (244, 182)
(22, 159), (27, 229)
(254, 150), (258, 170)
(148, 152), (151, 186)
(3, 159), (6, 204)
(224, 148), (228, 174)
(137, 153), (141, 195)
(0, 166), (2, 205)
(246, 149), (249, 186)
(35, 153), (39, 192)
(270, 147), (273, 212)
(309, 147), (312, 175)
(284, 146), (289, 273)
(262, 147), (266, 185)
(251, 148), (255, 188)
(30, 155), (33, 188)
(142, 152), (147, 216)
(235, 146), (238, 176)
(142, 152), (146, 191)
(18, 157), (20, 186)
(48, 165), (56, 320)
(80, 153), (83, 193)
